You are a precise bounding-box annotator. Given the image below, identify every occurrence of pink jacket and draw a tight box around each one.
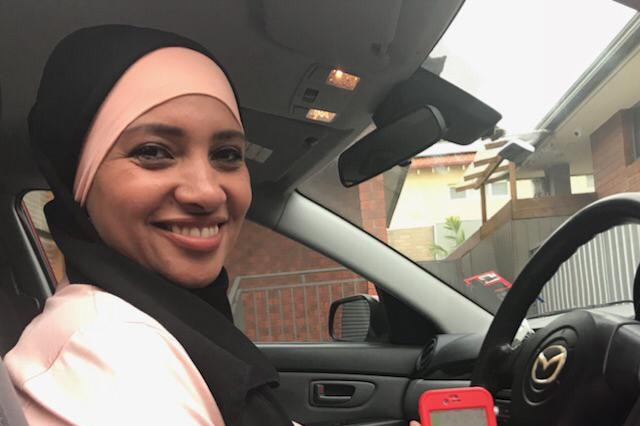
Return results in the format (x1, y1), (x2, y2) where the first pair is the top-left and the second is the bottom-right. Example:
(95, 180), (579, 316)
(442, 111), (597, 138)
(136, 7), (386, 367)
(3, 282), (226, 425)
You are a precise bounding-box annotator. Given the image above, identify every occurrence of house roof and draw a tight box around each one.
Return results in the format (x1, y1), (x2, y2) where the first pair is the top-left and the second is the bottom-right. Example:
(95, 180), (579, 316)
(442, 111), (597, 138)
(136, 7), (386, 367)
(522, 14), (640, 174)
(410, 153), (475, 169)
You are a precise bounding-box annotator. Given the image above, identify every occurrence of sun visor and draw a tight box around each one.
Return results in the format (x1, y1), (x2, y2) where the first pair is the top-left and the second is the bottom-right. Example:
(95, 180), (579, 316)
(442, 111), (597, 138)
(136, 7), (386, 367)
(372, 68), (502, 145)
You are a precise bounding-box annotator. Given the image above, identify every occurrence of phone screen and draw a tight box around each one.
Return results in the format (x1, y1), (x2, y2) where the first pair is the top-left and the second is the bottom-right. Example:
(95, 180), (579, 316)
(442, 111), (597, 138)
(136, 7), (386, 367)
(429, 407), (488, 426)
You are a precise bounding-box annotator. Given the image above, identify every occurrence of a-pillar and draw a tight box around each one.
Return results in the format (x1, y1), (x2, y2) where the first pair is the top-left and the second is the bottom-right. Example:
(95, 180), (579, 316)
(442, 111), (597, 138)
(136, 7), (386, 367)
(358, 175), (388, 295)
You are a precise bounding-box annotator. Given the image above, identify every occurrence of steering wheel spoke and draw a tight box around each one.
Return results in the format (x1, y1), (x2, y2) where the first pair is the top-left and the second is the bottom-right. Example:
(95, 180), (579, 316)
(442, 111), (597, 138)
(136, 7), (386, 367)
(604, 321), (640, 405)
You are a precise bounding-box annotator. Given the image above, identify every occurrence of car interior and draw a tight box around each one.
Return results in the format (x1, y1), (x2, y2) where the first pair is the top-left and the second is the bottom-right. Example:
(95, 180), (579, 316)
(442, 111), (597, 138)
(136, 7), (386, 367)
(3, 1), (640, 425)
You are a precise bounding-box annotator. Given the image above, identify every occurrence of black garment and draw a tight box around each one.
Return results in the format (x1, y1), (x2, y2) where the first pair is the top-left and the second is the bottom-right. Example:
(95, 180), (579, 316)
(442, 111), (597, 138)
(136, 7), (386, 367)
(29, 25), (291, 426)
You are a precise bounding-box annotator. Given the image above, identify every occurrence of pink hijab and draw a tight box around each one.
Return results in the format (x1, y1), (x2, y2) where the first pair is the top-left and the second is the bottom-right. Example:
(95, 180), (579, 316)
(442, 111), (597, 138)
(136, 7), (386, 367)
(73, 46), (243, 206)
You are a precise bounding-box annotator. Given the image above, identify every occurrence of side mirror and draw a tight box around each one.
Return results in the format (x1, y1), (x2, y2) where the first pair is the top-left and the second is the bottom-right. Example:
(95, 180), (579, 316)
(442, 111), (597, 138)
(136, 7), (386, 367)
(328, 294), (389, 342)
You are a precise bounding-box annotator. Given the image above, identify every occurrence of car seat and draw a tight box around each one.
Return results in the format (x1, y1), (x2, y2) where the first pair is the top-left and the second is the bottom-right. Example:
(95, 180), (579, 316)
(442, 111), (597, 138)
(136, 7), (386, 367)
(0, 83), (33, 426)
(0, 361), (27, 426)
(0, 268), (41, 356)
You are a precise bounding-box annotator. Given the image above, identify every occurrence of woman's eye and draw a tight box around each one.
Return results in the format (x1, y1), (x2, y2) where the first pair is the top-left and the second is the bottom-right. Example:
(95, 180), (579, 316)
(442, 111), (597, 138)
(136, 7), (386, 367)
(211, 147), (244, 165)
(130, 144), (173, 164)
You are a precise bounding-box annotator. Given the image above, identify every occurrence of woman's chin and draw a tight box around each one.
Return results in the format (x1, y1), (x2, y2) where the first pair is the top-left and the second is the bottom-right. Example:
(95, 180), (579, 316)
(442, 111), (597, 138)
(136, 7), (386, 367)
(161, 266), (222, 289)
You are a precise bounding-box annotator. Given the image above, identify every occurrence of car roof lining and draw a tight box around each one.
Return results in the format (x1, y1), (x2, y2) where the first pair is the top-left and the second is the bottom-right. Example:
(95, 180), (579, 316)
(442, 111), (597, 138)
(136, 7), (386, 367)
(0, 0), (464, 222)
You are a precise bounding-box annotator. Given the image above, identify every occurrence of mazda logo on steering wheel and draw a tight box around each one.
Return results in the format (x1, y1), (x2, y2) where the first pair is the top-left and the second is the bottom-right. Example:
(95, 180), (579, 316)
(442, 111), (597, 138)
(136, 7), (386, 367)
(531, 344), (568, 385)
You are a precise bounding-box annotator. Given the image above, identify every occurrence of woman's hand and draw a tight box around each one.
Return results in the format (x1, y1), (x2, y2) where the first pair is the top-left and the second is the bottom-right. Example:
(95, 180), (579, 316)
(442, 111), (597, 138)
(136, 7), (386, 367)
(410, 421), (421, 426)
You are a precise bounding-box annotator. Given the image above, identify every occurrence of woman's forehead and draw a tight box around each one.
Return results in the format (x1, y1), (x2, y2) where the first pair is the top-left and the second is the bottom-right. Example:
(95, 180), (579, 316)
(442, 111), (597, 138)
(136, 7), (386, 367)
(124, 95), (244, 135)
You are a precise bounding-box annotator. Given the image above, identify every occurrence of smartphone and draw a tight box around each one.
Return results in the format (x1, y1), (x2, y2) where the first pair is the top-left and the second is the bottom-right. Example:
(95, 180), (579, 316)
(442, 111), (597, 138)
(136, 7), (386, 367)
(418, 387), (497, 426)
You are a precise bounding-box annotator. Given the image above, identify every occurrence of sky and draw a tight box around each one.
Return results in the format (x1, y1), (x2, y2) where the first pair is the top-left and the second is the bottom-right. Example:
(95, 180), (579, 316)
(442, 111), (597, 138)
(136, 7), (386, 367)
(423, 0), (636, 156)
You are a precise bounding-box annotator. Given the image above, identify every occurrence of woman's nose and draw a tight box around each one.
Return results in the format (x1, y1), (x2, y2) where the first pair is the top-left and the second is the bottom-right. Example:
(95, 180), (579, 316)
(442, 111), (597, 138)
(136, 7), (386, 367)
(173, 160), (227, 213)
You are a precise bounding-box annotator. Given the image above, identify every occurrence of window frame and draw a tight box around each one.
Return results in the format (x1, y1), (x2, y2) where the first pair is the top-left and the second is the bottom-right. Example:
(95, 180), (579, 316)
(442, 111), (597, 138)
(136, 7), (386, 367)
(17, 190), (59, 292)
(449, 186), (467, 200)
(490, 181), (509, 196)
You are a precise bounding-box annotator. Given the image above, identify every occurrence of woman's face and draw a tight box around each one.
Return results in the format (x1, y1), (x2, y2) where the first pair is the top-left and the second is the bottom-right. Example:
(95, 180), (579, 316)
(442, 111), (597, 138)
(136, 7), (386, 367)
(85, 94), (251, 287)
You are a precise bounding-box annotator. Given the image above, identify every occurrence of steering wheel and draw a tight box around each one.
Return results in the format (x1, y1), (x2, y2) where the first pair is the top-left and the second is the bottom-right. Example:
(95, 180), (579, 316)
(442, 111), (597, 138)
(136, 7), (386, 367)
(471, 193), (640, 426)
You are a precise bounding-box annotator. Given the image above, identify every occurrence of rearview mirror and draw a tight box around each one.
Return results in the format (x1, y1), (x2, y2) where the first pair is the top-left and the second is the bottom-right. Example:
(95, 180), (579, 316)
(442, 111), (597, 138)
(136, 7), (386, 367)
(338, 105), (445, 187)
(328, 294), (389, 342)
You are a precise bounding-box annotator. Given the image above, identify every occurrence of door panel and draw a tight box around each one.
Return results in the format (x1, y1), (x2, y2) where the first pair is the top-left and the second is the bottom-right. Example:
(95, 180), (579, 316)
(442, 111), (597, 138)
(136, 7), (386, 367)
(275, 372), (407, 425)
(260, 343), (421, 425)
(260, 343), (420, 375)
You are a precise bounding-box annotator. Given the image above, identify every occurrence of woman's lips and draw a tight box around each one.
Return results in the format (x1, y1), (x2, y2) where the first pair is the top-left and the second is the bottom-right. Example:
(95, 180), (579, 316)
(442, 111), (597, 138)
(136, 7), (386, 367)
(154, 223), (224, 252)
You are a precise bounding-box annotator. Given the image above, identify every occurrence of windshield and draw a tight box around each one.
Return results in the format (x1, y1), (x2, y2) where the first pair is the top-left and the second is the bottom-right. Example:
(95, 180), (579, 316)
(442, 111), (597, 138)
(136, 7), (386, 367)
(300, 0), (640, 316)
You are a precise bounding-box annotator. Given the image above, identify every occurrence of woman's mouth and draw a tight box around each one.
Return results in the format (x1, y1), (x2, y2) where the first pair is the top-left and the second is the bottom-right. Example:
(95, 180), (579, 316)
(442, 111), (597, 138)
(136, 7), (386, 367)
(168, 224), (219, 238)
(153, 222), (224, 252)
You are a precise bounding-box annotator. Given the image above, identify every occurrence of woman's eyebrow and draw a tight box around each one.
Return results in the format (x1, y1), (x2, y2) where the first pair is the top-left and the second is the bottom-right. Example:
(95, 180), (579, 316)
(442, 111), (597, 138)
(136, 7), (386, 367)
(122, 123), (186, 139)
(121, 125), (245, 143)
(212, 129), (247, 143)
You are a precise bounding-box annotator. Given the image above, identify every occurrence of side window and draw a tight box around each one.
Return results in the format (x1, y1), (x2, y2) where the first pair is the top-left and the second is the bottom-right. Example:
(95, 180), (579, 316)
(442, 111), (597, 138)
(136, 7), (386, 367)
(226, 220), (376, 343)
(21, 191), (65, 284)
(20, 192), (377, 343)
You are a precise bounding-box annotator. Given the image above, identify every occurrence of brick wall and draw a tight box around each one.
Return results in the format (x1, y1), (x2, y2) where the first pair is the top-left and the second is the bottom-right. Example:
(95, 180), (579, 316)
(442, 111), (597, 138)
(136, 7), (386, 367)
(358, 175), (388, 243)
(227, 176), (388, 342)
(388, 226), (434, 261)
(591, 109), (640, 196)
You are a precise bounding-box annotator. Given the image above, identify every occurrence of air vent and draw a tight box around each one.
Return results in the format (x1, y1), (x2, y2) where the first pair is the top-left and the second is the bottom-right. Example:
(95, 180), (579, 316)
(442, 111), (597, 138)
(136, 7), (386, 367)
(415, 337), (437, 375)
(495, 389), (512, 423)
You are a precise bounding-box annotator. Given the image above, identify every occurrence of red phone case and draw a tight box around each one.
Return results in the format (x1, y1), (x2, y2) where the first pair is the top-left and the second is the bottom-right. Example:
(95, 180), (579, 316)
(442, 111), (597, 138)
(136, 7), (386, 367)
(418, 387), (497, 426)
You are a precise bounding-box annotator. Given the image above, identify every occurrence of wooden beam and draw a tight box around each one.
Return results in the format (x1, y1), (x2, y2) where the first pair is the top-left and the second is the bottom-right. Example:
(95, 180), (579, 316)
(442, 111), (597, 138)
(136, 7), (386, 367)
(480, 184), (487, 224)
(513, 193), (597, 219)
(472, 148), (502, 167)
(454, 181), (478, 192)
(464, 160), (509, 181)
(462, 163), (483, 180)
(509, 162), (517, 203)
(473, 157), (506, 189)
(484, 139), (507, 150)
(486, 171), (509, 184)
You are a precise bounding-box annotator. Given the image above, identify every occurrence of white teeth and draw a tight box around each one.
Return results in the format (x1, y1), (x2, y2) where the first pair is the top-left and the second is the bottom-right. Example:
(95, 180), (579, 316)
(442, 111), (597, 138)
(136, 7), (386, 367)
(167, 224), (221, 238)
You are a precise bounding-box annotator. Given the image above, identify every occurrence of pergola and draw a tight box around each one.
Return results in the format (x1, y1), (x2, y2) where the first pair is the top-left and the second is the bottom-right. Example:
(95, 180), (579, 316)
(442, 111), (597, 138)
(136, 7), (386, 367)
(452, 138), (516, 224)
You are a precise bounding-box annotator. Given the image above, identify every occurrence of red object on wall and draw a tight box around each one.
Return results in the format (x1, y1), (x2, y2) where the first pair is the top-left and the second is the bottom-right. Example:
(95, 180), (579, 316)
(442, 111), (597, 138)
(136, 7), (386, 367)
(464, 271), (512, 293)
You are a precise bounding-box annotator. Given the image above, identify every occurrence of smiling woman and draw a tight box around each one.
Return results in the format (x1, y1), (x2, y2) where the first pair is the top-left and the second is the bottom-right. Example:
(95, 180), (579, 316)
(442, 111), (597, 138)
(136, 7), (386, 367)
(86, 95), (251, 288)
(3, 25), (293, 426)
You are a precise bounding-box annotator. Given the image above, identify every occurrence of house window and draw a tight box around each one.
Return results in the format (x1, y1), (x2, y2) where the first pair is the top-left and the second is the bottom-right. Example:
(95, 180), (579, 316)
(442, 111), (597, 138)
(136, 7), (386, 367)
(570, 174), (595, 194)
(449, 187), (466, 199)
(491, 181), (508, 196)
